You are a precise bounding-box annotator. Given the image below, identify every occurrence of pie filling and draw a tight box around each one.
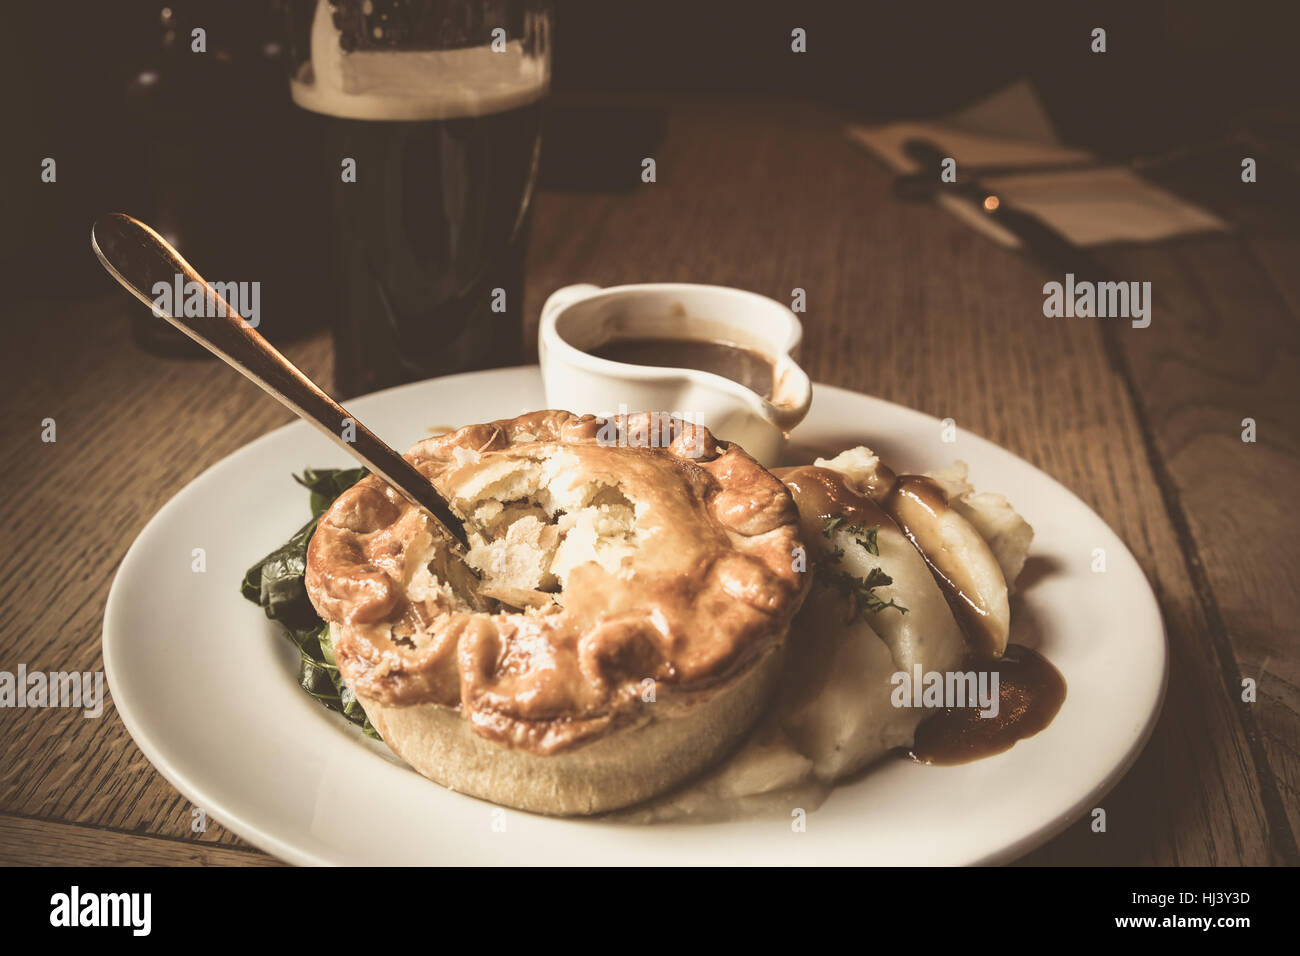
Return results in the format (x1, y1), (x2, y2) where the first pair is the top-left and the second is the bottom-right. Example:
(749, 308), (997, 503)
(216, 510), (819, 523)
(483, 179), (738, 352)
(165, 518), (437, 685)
(459, 448), (641, 607)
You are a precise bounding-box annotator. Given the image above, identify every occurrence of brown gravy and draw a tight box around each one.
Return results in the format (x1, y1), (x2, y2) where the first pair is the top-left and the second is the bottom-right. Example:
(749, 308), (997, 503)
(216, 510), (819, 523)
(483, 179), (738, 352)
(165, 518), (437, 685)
(774, 464), (889, 528)
(589, 337), (775, 400)
(910, 644), (1067, 765)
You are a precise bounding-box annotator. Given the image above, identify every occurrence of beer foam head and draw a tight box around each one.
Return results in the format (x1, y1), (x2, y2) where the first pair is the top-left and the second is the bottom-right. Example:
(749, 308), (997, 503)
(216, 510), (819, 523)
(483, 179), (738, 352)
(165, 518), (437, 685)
(291, 0), (548, 121)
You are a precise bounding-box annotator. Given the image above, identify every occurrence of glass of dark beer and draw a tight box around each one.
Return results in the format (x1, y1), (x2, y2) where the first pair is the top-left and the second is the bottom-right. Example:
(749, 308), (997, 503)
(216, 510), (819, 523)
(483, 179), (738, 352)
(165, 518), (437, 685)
(284, 0), (550, 396)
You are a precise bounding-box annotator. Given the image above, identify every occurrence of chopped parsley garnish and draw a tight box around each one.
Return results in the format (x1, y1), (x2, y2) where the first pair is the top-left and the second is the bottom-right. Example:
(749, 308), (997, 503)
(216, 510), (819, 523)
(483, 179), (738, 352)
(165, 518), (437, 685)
(822, 516), (880, 556)
(819, 516), (907, 618)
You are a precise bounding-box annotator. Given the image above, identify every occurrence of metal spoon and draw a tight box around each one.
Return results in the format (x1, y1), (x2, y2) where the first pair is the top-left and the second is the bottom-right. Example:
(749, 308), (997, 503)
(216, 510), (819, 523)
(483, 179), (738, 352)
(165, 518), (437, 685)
(91, 212), (471, 552)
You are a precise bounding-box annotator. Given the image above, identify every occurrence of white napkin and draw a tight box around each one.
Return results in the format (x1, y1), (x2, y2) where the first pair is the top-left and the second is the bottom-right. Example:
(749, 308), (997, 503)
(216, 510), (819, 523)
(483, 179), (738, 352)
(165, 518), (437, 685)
(846, 81), (1229, 247)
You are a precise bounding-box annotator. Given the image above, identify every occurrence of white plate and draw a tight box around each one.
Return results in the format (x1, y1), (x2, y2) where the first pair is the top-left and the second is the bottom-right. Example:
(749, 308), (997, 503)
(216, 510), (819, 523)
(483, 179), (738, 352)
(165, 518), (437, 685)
(103, 366), (1166, 865)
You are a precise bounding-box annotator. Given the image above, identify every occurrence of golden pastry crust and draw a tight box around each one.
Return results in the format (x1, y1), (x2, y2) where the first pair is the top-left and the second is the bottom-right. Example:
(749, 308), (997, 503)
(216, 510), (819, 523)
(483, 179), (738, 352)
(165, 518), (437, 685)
(305, 410), (808, 757)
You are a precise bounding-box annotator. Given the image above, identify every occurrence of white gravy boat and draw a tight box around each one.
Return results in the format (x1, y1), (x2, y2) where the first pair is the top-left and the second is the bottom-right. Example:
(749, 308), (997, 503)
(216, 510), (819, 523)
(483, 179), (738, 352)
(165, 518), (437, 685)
(538, 283), (812, 465)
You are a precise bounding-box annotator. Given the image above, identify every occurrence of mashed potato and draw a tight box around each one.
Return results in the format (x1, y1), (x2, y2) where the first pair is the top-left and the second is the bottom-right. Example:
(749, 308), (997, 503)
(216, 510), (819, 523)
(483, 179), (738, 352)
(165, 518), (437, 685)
(618, 447), (1033, 822)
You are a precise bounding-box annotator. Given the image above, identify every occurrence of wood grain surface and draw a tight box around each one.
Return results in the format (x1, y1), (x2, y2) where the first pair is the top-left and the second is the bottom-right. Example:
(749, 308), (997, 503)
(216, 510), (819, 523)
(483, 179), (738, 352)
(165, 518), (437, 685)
(1, 95), (1295, 866)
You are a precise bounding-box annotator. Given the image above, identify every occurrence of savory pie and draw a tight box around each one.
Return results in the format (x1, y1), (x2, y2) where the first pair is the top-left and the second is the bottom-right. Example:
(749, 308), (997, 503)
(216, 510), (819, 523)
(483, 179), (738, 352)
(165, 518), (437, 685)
(304, 410), (809, 815)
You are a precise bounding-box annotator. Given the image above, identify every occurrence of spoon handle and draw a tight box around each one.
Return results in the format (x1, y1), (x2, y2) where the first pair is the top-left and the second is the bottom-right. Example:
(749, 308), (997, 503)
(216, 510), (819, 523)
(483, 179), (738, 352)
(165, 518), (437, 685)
(91, 212), (469, 548)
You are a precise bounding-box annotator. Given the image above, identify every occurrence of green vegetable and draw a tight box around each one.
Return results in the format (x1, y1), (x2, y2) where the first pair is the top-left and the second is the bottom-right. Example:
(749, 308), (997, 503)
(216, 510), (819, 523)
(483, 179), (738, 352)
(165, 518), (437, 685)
(295, 467), (369, 519)
(238, 517), (320, 632)
(240, 468), (378, 738)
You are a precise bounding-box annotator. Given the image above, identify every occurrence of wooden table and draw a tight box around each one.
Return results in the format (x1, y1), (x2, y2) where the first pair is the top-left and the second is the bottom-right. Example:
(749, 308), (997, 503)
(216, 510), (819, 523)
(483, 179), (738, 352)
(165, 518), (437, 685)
(2, 95), (1296, 866)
